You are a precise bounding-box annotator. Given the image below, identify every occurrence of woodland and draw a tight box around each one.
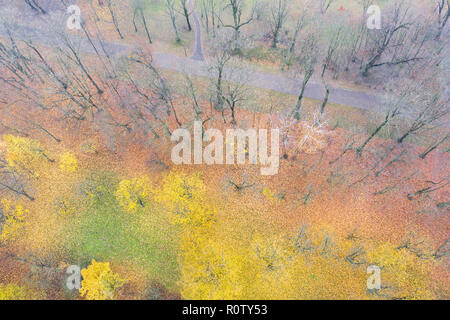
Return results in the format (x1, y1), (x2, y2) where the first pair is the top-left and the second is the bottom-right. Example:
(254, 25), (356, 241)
(0, 0), (448, 300)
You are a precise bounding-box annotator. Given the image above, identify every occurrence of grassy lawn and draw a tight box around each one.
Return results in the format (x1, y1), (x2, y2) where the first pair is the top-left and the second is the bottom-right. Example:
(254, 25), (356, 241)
(143, 0), (194, 56)
(60, 172), (180, 290)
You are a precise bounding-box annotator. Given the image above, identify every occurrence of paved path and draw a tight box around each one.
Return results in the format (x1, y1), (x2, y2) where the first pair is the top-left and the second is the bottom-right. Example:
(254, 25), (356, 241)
(153, 52), (382, 111)
(0, 4), (383, 114)
(189, 0), (205, 61)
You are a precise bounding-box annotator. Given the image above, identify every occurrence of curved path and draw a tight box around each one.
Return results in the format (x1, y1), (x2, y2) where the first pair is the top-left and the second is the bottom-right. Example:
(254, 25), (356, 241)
(189, 0), (205, 61)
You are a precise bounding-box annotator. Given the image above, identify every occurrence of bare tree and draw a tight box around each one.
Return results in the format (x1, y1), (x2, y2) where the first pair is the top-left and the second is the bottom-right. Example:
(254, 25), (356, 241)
(179, 0), (193, 31)
(361, 0), (428, 76)
(132, 0), (153, 44)
(408, 177), (449, 200)
(419, 131), (450, 159)
(321, 25), (343, 78)
(433, 0), (450, 40)
(222, 65), (250, 125)
(319, 85), (330, 115)
(209, 32), (234, 111)
(106, 0), (124, 39)
(219, 0), (256, 41)
(356, 81), (414, 156)
(0, 158), (35, 201)
(0, 34), (61, 142)
(292, 33), (319, 120)
(269, 0), (288, 48)
(397, 79), (449, 144)
(433, 238), (450, 259)
(24, 0), (46, 14)
(183, 73), (209, 128)
(318, 0), (335, 14)
(128, 51), (182, 128)
(289, 4), (308, 53)
(166, 0), (181, 43)
(200, 0), (220, 37)
(341, 0), (370, 72)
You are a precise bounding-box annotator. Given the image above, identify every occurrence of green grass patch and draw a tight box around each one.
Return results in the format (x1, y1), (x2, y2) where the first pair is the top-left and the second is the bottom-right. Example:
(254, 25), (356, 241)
(60, 172), (180, 290)
(145, 1), (165, 13)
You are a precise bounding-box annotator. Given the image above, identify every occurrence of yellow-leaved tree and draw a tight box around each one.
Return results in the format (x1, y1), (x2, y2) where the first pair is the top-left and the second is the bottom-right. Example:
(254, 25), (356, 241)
(3, 135), (52, 178)
(366, 242), (433, 299)
(154, 171), (214, 228)
(153, 171), (220, 299)
(59, 152), (78, 173)
(115, 177), (151, 213)
(0, 283), (28, 300)
(179, 241), (248, 300)
(0, 199), (28, 243)
(178, 223), (370, 300)
(79, 259), (126, 300)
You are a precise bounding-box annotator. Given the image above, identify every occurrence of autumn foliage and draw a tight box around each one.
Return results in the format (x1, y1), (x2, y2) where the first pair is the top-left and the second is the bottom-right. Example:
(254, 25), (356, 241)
(0, 0), (448, 301)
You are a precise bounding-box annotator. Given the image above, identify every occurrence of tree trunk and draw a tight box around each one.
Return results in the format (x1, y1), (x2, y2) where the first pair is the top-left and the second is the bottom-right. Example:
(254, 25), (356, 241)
(356, 115), (390, 156)
(133, 9), (139, 32)
(320, 85), (330, 114)
(419, 133), (449, 159)
(183, 4), (192, 31)
(294, 77), (309, 120)
(108, 1), (124, 39)
(215, 67), (224, 111)
(140, 9), (152, 44)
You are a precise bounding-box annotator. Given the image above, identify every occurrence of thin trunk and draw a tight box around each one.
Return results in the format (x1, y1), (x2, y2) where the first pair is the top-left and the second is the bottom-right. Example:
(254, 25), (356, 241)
(172, 18), (181, 42)
(202, 1), (210, 35)
(375, 151), (406, 177)
(398, 129), (412, 144)
(419, 133), (449, 159)
(408, 180), (449, 200)
(0, 181), (35, 201)
(65, 42), (105, 95)
(211, 3), (216, 37)
(28, 118), (61, 143)
(215, 66), (224, 111)
(140, 8), (152, 44)
(290, 20), (301, 53)
(294, 85), (306, 120)
(133, 9), (139, 32)
(107, 1), (124, 39)
(294, 74), (311, 120)
(320, 85), (330, 114)
(24, 0), (46, 14)
(356, 114), (390, 156)
(182, 2), (192, 31)
(231, 104), (236, 125)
